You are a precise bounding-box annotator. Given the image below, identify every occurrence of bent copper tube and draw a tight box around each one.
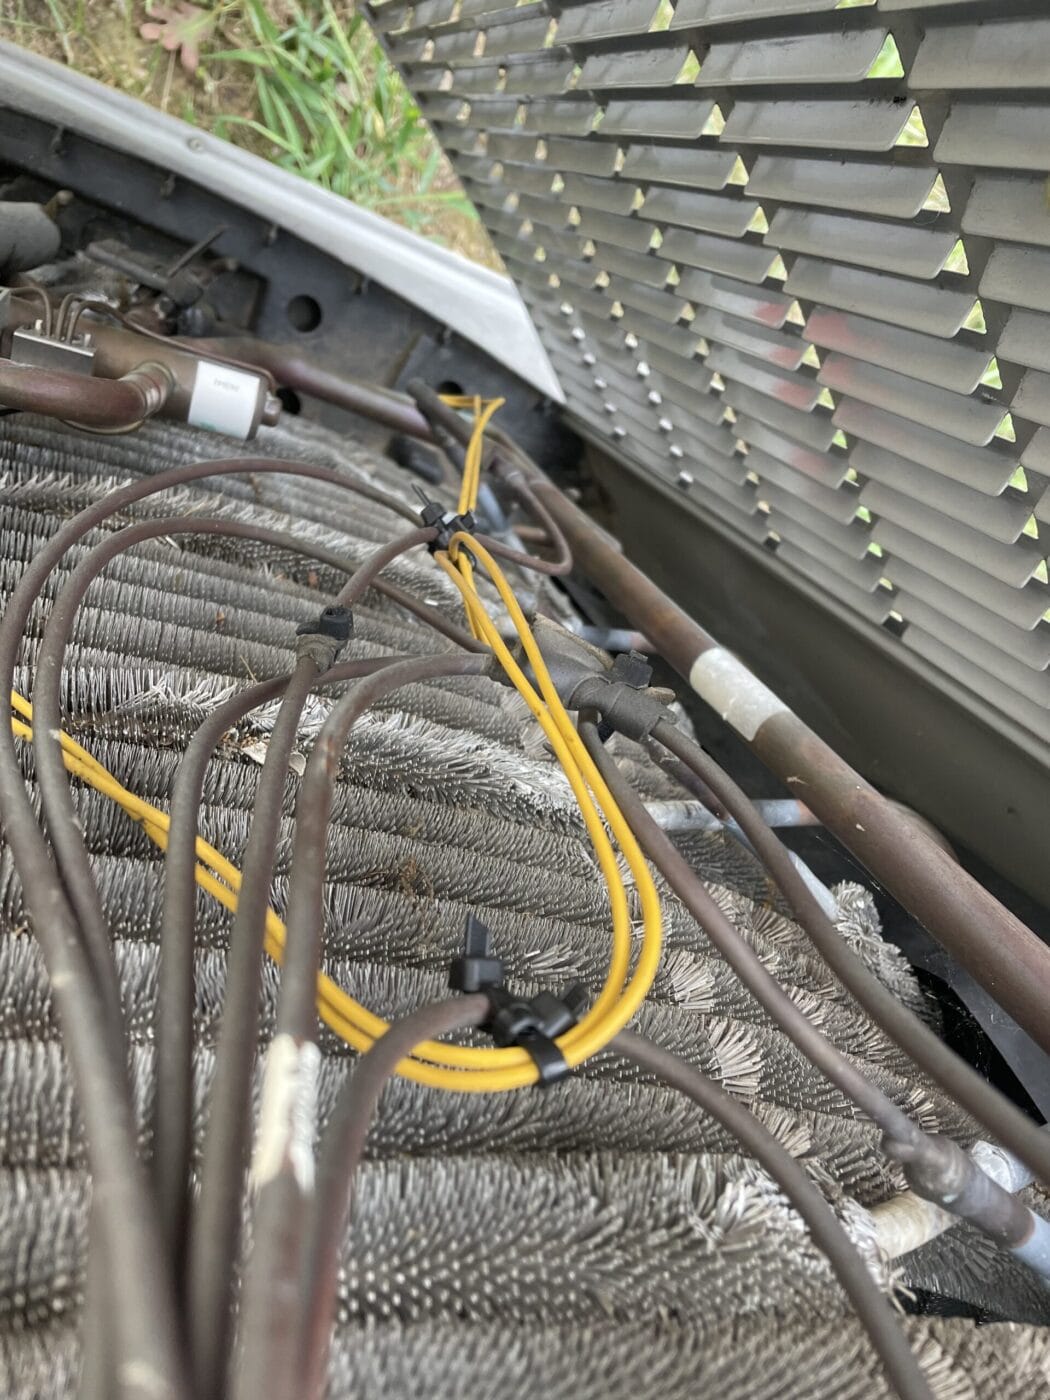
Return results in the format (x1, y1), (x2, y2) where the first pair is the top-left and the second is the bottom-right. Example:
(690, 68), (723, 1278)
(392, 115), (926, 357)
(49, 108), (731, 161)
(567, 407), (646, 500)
(170, 341), (1050, 1049)
(0, 357), (173, 427)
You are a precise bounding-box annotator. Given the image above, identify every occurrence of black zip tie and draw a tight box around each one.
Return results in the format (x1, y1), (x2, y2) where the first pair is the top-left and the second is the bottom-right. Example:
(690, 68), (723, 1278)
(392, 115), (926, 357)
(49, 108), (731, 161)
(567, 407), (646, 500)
(413, 484), (476, 555)
(295, 604), (354, 643)
(449, 912), (504, 993)
(610, 649), (653, 690)
(448, 915), (587, 1087)
(294, 604), (354, 669)
(486, 984), (588, 1087)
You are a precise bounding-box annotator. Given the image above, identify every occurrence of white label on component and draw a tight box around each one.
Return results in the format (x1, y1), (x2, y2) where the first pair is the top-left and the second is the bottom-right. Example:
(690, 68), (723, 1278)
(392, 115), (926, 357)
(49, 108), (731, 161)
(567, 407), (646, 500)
(689, 647), (788, 741)
(188, 360), (260, 440)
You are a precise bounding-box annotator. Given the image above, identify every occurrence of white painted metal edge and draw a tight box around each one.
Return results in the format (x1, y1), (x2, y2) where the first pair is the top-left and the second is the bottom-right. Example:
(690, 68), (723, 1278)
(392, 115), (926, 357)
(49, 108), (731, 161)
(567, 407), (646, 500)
(0, 42), (564, 403)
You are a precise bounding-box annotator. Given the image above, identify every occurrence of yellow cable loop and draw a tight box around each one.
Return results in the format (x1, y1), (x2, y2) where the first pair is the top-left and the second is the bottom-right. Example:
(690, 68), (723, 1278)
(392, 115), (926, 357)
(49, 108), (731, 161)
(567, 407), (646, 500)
(12, 667), (652, 1089)
(436, 539), (663, 1042)
(8, 401), (663, 1090)
(434, 564), (633, 1028)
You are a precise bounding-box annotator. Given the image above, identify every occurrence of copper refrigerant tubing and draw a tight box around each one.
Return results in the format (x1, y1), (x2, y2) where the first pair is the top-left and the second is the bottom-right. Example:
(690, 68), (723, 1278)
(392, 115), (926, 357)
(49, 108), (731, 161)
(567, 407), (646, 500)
(526, 471), (1050, 1057)
(182, 346), (1050, 1051)
(0, 357), (173, 427)
(1, 296), (278, 439)
(189, 335), (430, 439)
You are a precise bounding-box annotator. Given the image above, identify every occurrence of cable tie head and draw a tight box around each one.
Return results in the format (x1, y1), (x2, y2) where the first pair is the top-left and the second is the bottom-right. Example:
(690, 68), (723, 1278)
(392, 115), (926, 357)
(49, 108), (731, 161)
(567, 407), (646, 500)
(295, 605), (354, 644)
(295, 604), (354, 668)
(449, 918), (584, 1087)
(610, 649), (653, 690)
(449, 913), (504, 994)
(412, 485), (475, 554)
(486, 983), (585, 1088)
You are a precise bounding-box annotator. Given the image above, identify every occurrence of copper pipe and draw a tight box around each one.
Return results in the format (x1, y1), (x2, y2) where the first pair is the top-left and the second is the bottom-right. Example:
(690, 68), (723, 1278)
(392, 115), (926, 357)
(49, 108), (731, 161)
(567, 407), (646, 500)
(0, 357), (173, 427)
(3, 297), (277, 436)
(514, 524), (552, 545)
(171, 347), (1050, 1047)
(524, 470), (1050, 1056)
(73, 304), (279, 393)
(186, 335), (431, 438)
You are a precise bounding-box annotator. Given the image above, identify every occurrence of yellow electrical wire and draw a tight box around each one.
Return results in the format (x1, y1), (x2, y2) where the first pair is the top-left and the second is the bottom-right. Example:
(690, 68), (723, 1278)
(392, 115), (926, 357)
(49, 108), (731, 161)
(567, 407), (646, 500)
(439, 393), (503, 522)
(10, 670), (656, 1089)
(435, 535), (663, 1038)
(438, 392), (504, 637)
(9, 399), (663, 1090)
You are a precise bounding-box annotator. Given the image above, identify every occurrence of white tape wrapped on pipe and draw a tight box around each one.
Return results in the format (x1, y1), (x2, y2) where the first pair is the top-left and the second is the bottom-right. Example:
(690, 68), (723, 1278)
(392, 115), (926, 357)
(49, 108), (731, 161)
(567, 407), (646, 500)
(869, 1136), (1039, 1261)
(252, 1033), (321, 1192)
(689, 647), (788, 741)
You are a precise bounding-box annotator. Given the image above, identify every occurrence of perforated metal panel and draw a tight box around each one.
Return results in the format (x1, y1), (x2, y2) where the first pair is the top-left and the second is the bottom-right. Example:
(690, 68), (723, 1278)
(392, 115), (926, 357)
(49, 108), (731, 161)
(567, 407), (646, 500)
(368, 0), (1050, 744)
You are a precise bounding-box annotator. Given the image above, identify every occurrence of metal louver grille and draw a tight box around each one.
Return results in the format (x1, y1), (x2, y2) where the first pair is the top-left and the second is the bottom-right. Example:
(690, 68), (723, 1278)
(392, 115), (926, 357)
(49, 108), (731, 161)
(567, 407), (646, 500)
(368, 0), (1050, 745)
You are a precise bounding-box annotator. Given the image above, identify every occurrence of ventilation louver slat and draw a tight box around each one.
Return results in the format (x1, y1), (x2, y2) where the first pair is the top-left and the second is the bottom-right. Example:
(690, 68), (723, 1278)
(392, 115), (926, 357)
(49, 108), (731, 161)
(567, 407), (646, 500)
(370, 0), (1050, 745)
